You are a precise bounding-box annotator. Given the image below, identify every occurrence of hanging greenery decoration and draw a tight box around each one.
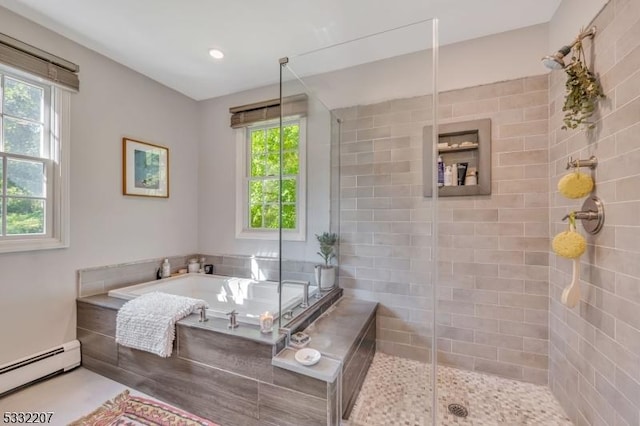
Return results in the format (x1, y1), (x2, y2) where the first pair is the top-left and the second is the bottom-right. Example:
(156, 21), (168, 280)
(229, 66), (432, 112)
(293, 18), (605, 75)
(562, 39), (605, 130)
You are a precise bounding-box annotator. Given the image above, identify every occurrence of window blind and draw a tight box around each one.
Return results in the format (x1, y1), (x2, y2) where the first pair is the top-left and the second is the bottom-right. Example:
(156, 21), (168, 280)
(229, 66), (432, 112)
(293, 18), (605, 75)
(229, 94), (307, 128)
(0, 32), (79, 91)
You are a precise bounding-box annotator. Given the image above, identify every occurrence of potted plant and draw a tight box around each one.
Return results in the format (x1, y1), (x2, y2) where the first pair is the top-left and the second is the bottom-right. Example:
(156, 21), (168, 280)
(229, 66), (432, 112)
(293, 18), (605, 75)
(315, 232), (338, 290)
(561, 36), (605, 130)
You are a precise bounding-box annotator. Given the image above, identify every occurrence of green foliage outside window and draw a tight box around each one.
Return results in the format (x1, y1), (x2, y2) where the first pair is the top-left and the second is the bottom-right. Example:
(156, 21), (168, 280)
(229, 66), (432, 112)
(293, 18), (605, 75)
(1, 76), (47, 235)
(248, 123), (299, 230)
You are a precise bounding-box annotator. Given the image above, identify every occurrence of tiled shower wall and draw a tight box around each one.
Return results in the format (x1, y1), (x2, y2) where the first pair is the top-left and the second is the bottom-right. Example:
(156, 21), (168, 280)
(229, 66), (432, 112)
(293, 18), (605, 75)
(549, 1), (640, 425)
(436, 77), (550, 385)
(338, 74), (551, 383)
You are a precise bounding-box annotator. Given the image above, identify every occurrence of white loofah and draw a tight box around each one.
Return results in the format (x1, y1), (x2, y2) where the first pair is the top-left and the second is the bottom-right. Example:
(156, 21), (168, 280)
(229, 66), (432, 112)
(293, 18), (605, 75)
(116, 292), (208, 357)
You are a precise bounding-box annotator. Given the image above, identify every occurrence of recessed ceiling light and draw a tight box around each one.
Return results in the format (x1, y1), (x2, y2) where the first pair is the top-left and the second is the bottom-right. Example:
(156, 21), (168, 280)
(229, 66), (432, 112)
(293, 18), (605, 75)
(209, 49), (224, 59)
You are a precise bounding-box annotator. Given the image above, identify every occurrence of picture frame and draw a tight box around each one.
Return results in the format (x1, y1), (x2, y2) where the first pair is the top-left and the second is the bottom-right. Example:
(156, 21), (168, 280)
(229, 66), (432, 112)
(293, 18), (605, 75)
(122, 137), (169, 198)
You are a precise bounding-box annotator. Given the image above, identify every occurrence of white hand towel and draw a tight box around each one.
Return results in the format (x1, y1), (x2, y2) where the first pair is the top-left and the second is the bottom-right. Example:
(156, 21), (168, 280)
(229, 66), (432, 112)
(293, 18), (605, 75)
(115, 292), (208, 357)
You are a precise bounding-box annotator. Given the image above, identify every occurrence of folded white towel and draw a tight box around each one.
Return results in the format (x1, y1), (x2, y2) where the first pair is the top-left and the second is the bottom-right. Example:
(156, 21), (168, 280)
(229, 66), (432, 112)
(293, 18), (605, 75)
(115, 292), (208, 357)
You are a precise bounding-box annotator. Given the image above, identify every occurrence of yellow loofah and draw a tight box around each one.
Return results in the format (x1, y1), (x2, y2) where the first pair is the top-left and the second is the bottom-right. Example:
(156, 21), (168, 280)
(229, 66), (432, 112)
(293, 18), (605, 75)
(558, 172), (594, 199)
(552, 229), (586, 259)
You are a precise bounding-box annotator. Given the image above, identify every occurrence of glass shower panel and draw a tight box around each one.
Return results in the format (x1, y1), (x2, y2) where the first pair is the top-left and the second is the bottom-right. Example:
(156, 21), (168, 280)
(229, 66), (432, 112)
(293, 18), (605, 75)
(277, 64), (336, 328)
(279, 18), (439, 425)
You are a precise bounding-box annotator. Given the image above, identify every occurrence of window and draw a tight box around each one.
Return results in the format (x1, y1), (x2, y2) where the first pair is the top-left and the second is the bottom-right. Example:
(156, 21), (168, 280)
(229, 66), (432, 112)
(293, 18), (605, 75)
(236, 118), (306, 240)
(0, 67), (70, 253)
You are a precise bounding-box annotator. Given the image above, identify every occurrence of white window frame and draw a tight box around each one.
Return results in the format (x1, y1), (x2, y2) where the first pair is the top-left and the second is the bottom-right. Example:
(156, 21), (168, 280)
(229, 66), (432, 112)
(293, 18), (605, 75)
(0, 67), (70, 253)
(235, 117), (306, 241)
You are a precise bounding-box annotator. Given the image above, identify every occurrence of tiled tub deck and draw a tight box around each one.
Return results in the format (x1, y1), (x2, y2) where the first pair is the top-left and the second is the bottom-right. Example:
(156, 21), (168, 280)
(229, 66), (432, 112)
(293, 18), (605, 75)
(77, 290), (377, 425)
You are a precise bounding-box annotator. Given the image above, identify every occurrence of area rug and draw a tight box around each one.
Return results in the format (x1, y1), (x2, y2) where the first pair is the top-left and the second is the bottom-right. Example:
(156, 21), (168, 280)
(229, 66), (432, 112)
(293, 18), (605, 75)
(70, 390), (219, 426)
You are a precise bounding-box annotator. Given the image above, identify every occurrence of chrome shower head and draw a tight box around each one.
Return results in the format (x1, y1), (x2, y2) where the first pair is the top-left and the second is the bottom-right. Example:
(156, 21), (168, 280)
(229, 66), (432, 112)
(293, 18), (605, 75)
(542, 45), (571, 70)
(542, 27), (597, 71)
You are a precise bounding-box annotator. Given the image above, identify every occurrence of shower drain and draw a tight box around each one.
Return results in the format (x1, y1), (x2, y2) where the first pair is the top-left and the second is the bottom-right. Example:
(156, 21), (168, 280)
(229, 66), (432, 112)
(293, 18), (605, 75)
(447, 403), (469, 418)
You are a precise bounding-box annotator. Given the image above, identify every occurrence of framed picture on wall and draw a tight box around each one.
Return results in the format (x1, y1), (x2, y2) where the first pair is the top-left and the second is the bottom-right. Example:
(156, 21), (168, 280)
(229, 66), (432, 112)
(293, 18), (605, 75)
(122, 137), (169, 198)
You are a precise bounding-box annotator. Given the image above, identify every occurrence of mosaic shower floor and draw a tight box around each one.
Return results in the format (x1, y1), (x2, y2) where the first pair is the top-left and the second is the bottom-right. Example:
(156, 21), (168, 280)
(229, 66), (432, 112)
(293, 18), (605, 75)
(349, 353), (572, 426)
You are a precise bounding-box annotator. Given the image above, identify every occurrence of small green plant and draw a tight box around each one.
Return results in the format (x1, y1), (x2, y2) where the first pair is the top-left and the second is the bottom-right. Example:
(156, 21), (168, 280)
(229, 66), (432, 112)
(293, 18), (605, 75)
(316, 232), (338, 266)
(562, 40), (605, 130)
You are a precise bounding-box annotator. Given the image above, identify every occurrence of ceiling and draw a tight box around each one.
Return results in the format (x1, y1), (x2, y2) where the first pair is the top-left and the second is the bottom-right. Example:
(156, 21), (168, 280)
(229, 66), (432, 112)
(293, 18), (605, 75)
(2, 0), (562, 101)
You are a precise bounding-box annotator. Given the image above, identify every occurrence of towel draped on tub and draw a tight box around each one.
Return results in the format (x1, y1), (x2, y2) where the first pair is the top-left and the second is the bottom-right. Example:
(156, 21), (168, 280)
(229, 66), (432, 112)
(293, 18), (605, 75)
(115, 292), (208, 357)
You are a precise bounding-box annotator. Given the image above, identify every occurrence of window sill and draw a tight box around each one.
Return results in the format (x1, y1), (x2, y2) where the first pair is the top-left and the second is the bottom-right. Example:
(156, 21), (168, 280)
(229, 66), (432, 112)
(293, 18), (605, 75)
(236, 229), (306, 242)
(0, 237), (69, 254)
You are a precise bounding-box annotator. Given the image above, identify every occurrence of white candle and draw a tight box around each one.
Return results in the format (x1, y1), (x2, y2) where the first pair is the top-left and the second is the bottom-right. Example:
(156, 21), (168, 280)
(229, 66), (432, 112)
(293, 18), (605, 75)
(259, 311), (274, 334)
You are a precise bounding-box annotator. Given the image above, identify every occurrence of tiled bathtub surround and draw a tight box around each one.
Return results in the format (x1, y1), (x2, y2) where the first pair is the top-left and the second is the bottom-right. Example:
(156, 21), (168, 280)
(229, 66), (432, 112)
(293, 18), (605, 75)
(548, 1), (640, 425)
(76, 295), (342, 425)
(338, 74), (551, 382)
(78, 254), (198, 297)
(78, 253), (318, 297)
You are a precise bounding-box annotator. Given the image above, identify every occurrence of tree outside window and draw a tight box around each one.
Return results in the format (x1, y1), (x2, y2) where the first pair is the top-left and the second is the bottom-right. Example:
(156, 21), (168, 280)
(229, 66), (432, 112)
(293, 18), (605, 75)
(248, 122), (300, 230)
(1, 75), (49, 236)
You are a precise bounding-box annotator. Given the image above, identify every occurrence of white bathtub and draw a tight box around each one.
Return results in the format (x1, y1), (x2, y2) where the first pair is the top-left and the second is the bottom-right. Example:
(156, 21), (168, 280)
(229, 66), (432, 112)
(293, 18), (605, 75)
(107, 274), (314, 325)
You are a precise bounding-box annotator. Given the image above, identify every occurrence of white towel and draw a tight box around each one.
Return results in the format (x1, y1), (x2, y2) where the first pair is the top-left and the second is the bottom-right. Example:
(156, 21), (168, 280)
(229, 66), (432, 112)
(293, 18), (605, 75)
(115, 292), (208, 358)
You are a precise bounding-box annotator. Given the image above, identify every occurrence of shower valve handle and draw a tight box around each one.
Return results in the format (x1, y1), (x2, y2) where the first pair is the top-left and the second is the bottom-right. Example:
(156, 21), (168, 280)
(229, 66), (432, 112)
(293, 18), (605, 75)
(562, 210), (599, 222)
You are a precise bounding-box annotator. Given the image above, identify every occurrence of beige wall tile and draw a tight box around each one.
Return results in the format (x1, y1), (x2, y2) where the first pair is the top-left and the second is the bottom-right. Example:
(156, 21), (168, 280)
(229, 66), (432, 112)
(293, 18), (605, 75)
(357, 101), (390, 117)
(499, 120), (548, 138)
(499, 348), (548, 369)
(452, 341), (498, 360)
(474, 359), (523, 380)
(452, 98), (500, 117)
(500, 91), (548, 111)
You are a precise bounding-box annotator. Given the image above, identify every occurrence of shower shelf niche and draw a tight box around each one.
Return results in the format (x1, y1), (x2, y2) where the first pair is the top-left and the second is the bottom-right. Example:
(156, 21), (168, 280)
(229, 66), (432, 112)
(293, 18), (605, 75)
(423, 118), (492, 197)
(438, 143), (479, 153)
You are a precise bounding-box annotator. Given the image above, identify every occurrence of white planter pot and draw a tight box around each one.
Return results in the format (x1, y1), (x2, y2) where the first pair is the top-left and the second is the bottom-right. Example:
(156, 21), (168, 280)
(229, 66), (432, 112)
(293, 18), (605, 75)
(315, 265), (336, 290)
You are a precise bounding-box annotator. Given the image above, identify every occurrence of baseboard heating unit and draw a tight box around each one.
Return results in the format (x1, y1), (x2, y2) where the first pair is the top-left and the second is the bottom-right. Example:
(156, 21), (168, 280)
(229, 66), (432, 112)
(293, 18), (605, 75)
(0, 340), (80, 397)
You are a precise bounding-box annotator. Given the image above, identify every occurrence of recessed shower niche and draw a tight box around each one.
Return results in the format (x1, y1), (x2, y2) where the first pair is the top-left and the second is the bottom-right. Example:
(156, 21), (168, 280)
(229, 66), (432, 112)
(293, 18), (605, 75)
(423, 118), (491, 197)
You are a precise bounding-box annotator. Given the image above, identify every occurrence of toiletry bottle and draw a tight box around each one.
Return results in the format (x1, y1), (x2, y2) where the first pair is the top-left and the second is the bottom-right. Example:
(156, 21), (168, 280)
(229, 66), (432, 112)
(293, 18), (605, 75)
(444, 166), (453, 186)
(188, 258), (199, 273)
(161, 258), (171, 278)
(437, 156), (444, 187)
(451, 163), (458, 186)
(457, 162), (468, 186)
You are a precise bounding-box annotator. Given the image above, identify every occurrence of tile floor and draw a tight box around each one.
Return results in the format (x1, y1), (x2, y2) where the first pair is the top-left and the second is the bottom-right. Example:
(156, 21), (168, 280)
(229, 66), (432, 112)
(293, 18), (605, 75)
(0, 368), (146, 425)
(349, 352), (573, 426)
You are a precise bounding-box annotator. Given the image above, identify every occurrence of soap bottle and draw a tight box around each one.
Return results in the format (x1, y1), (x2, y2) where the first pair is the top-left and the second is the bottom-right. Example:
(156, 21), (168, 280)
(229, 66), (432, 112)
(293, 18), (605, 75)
(444, 166), (453, 186)
(451, 163), (458, 186)
(161, 258), (171, 278)
(188, 258), (199, 273)
(437, 155), (444, 187)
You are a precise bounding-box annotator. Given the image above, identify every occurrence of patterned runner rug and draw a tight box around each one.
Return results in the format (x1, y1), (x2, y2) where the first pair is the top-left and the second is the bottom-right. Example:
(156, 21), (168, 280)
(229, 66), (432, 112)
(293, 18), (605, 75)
(70, 390), (219, 426)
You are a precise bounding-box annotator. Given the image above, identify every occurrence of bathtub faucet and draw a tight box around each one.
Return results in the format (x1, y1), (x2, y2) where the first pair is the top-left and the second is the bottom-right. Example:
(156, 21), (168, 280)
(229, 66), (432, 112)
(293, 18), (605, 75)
(282, 279), (311, 308)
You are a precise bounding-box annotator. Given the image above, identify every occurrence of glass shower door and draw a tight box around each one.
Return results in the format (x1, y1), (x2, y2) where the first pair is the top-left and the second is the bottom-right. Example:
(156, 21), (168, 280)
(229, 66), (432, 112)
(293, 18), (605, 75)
(278, 18), (439, 425)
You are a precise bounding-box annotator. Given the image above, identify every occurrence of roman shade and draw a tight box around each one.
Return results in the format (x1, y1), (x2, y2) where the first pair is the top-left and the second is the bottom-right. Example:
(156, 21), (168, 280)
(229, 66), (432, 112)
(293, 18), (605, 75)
(229, 94), (307, 128)
(0, 32), (79, 91)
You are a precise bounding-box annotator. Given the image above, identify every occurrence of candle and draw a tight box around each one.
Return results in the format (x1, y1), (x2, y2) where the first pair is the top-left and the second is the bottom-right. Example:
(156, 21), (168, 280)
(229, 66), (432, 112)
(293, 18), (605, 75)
(259, 311), (274, 334)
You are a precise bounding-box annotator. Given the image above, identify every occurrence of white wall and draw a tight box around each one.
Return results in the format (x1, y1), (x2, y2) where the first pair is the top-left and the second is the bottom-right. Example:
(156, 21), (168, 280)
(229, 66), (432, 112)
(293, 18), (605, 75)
(298, 23), (550, 109)
(548, 0), (609, 52)
(0, 7), (200, 365)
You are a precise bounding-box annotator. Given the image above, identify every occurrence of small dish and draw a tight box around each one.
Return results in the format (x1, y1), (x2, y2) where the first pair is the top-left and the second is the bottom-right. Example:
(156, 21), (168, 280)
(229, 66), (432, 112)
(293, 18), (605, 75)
(295, 348), (321, 366)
